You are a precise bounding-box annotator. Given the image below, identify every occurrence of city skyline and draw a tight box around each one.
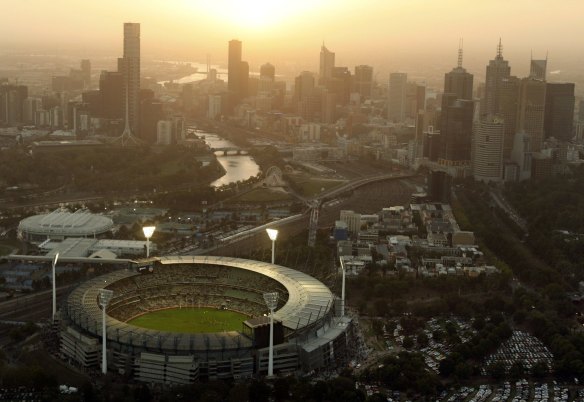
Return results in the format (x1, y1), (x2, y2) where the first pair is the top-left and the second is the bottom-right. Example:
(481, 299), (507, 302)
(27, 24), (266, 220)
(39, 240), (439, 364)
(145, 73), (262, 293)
(0, 0), (582, 80)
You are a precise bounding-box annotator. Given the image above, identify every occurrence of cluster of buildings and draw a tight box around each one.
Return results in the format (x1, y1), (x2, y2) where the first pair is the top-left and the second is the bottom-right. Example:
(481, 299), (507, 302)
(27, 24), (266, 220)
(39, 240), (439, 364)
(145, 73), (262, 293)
(417, 41), (580, 182)
(2, 29), (582, 185)
(335, 203), (497, 278)
(219, 40), (582, 184)
(0, 23), (186, 146)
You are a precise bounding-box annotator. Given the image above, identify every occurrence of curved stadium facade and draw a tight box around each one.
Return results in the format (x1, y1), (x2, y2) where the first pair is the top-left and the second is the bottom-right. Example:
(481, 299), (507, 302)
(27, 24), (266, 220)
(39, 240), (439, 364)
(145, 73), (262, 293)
(60, 256), (352, 384)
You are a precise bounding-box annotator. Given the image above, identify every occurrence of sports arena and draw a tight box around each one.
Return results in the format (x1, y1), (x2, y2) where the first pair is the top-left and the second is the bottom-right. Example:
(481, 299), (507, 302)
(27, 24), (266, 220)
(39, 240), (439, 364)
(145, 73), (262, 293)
(18, 208), (114, 244)
(60, 256), (352, 384)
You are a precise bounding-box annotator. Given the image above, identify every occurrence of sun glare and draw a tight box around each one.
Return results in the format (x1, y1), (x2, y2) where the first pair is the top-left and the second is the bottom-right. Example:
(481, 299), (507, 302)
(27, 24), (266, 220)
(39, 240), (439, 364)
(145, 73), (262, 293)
(188, 0), (329, 30)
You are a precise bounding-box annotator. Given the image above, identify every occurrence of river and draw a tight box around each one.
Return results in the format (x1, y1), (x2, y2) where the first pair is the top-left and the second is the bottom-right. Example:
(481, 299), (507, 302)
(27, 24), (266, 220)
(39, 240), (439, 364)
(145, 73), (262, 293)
(187, 127), (261, 187)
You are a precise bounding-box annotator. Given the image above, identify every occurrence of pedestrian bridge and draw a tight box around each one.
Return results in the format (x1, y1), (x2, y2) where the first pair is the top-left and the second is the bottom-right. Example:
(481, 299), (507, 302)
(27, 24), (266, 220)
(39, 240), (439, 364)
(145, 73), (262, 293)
(211, 147), (249, 156)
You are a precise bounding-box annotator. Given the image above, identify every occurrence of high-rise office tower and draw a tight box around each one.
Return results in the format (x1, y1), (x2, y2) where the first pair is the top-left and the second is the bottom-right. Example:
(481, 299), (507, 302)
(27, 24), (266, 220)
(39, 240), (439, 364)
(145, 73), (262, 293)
(544, 83), (575, 142)
(354, 65), (373, 99)
(240, 61), (249, 99)
(24, 97), (42, 124)
(294, 71), (319, 121)
(99, 71), (124, 120)
(329, 67), (352, 105)
(0, 84), (28, 125)
(498, 76), (520, 157)
(294, 71), (315, 101)
(530, 58), (547, 81)
(483, 40), (511, 116)
(416, 85), (426, 113)
(439, 93), (475, 165)
(258, 63), (275, 94)
(444, 43), (473, 100)
(517, 77), (546, 152)
(260, 63), (275, 81)
(319, 43), (335, 80)
(121, 23), (140, 135)
(227, 39), (250, 111)
(388, 73), (407, 123)
(81, 59), (91, 88)
(473, 116), (505, 182)
(228, 39), (242, 101)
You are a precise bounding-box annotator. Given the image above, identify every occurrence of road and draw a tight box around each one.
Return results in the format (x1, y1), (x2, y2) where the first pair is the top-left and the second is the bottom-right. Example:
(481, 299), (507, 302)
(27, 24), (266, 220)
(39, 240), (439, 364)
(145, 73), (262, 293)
(490, 189), (528, 233)
(0, 285), (75, 323)
(202, 176), (420, 257)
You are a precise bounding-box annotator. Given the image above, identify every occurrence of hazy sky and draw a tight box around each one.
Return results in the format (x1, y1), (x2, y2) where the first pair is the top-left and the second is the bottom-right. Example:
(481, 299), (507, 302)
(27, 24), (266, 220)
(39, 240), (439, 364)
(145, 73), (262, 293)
(2, 0), (583, 79)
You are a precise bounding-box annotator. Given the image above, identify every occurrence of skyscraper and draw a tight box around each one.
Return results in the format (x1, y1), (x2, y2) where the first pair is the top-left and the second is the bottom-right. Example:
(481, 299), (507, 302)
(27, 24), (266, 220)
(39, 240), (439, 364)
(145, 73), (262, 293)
(81, 59), (91, 88)
(444, 44), (473, 100)
(517, 77), (546, 152)
(121, 23), (140, 135)
(319, 43), (335, 80)
(0, 84), (28, 125)
(388, 73), (407, 123)
(99, 71), (123, 120)
(439, 94), (475, 165)
(473, 116), (505, 182)
(544, 83), (575, 141)
(483, 40), (511, 116)
(498, 76), (520, 157)
(354, 65), (373, 99)
(227, 39), (249, 112)
(530, 58), (547, 81)
(240, 61), (249, 99)
(260, 63), (275, 81)
(258, 63), (275, 95)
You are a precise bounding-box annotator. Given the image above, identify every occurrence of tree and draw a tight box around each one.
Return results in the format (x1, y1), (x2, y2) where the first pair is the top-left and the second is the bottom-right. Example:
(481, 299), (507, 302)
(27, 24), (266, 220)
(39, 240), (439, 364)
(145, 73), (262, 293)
(248, 380), (270, 402)
(402, 336), (414, 349)
(531, 361), (549, 379)
(487, 361), (507, 380)
(416, 332), (429, 348)
(509, 361), (525, 380)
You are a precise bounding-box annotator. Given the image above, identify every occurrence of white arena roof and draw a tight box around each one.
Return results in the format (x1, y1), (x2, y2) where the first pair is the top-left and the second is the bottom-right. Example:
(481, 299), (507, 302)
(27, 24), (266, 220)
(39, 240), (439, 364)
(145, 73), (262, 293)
(18, 208), (114, 239)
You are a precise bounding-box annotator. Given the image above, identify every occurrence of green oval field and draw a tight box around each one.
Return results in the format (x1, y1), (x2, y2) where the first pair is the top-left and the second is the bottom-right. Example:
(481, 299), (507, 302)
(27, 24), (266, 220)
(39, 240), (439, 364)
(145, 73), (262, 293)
(127, 307), (250, 333)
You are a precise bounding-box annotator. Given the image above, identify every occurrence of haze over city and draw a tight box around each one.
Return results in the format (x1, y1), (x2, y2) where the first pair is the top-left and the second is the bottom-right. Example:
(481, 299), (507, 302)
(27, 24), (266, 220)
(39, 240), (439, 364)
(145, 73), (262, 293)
(2, 0), (584, 82)
(2, 1), (584, 401)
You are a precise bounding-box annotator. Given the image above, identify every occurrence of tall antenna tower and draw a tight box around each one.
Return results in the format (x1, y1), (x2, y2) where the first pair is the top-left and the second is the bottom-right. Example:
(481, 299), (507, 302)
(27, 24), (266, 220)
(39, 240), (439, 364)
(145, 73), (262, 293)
(457, 38), (464, 68)
(497, 38), (503, 58)
(114, 86), (142, 146)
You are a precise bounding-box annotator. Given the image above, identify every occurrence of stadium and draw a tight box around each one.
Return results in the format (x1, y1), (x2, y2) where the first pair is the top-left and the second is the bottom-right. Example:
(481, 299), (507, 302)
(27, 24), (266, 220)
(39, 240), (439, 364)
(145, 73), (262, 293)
(18, 208), (114, 244)
(60, 256), (353, 384)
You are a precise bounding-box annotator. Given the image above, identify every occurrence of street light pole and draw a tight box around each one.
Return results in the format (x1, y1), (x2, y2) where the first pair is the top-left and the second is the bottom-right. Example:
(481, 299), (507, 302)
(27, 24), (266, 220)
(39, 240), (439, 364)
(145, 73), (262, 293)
(339, 257), (346, 318)
(52, 253), (59, 322)
(266, 229), (278, 265)
(142, 226), (156, 258)
(99, 289), (114, 375)
(263, 292), (278, 377)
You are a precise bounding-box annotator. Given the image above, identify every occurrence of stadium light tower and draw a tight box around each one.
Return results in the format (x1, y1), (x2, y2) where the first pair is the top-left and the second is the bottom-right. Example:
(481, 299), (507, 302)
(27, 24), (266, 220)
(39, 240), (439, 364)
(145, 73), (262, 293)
(266, 228), (278, 264)
(142, 226), (156, 258)
(339, 256), (346, 317)
(52, 253), (59, 322)
(263, 291), (278, 377)
(99, 288), (114, 375)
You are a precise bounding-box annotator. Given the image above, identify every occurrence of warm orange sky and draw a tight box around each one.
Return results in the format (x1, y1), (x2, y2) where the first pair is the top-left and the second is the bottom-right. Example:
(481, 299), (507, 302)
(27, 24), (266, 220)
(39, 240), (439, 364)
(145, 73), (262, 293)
(1, 0), (583, 77)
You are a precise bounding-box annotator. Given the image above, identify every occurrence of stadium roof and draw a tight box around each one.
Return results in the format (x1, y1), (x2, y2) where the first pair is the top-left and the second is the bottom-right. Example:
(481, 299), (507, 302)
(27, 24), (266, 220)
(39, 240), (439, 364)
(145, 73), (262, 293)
(18, 208), (114, 237)
(65, 256), (335, 351)
(158, 256), (335, 331)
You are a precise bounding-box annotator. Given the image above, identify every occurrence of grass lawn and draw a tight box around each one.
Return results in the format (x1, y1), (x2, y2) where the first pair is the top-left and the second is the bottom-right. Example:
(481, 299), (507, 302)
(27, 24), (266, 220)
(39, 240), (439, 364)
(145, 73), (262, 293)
(128, 307), (249, 333)
(231, 187), (293, 203)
